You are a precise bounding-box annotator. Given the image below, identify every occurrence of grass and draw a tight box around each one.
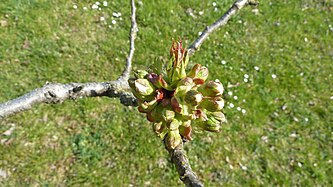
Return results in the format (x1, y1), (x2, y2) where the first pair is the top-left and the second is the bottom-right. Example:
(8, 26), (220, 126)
(1, 0), (332, 186)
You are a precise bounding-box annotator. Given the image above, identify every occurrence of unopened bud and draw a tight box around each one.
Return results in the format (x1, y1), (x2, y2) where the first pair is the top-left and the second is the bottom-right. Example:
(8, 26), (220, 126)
(187, 64), (209, 85)
(209, 111), (227, 123)
(147, 73), (173, 91)
(167, 119), (182, 131)
(179, 125), (192, 141)
(129, 78), (155, 99)
(199, 97), (225, 112)
(198, 81), (224, 97)
(165, 130), (182, 149)
(175, 77), (193, 96)
(185, 90), (203, 106)
(152, 122), (168, 139)
(138, 99), (158, 113)
(134, 70), (149, 79)
(198, 115), (221, 132)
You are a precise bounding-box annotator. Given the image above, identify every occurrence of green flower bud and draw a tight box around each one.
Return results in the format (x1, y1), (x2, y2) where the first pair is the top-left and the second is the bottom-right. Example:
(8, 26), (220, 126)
(134, 70), (149, 79)
(165, 130), (182, 149)
(138, 99), (158, 113)
(199, 97), (225, 112)
(175, 77), (194, 96)
(185, 90), (203, 106)
(167, 118), (182, 131)
(162, 109), (175, 122)
(147, 73), (173, 91)
(197, 115), (221, 132)
(171, 96), (182, 113)
(129, 78), (155, 100)
(152, 122), (168, 139)
(198, 81), (224, 97)
(187, 64), (209, 85)
(209, 111), (227, 123)
(179, 125), (192, 141)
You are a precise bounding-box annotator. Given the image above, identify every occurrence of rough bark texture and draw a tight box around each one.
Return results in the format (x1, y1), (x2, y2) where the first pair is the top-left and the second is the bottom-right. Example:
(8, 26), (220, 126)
(166, 142), (204, 187)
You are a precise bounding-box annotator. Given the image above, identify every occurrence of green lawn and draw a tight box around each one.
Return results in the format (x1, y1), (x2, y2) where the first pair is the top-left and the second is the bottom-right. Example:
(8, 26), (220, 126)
(1, 0), (332, 186)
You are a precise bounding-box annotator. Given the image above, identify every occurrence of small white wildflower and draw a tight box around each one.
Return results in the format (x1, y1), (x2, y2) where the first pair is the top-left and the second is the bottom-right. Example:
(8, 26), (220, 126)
(300, 72), (304, 76)
(98, 7), (102, 11)
(112, 20), (116, 24)
(244, 74), (249, 78)
(254, 66), (259, 71)
(229, 164), (234, 169)
(304, 37), (308, 42)
(103, 1), (108, 6)
(73, 4), (78, 9)
(228, 91), (233, 96)
(173, 29), (177, 32)
(238, 20), (242, 24)
(241, 109), (246, 114)
(214, 7), (218, 12)
(304, 118), (309, 122)
(297, 162), (302, 167)
(212, 2), (217, 6)
(95, 2), (100, 5)
(328, 160), (332, 163)
(229, 103), (234, 108)
(293, 116), (299, 122)
(272, 74), (277, 79)
(330, 96), (333, 100)
(83, 7), (88, 10)
(290, 133), (297, 138)
(118, 12), (122, 17)
(244, 78), (248, 83)
(221, 60), (227, 65)
(313, 163), (317, 167)
(100, 16), (105, 21)
(215, 79), (220, 82)
(198, 31), (202, 36)
(239, 163), (248, 171)
(233, 96), (238, 100)
(199, 11), (204, 15)
(261, 136), (268, 142)
(237, 107), (241, 111)
(92, 4), (98, 9)
(108, 25), (112, 28)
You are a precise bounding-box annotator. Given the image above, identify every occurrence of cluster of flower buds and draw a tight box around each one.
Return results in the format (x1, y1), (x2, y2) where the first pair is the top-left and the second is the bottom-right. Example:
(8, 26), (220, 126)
(129, 40), (226, 149)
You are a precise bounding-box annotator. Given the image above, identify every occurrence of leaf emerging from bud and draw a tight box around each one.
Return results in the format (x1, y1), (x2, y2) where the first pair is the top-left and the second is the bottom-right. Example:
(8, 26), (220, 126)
(153, 122), (168, 139)
(165, 130), (182, 149)
(197, 115), (221, 132)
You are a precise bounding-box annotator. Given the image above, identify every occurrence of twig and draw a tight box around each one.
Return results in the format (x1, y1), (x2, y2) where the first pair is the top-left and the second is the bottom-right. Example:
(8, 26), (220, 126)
(165, 142), (204, 187)
(118, 0), (138, 81)
(187, 0), (257, 55)
(0, 81), (137, 118)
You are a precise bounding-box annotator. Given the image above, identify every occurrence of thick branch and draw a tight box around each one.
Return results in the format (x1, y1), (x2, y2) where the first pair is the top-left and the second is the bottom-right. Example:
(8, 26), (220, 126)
(187, 0), (257, 55)
(166, 142), (204, 187)
(0, 0), (139, 119)
(0, 80), (137, 119)
(118, 0), (138, 81)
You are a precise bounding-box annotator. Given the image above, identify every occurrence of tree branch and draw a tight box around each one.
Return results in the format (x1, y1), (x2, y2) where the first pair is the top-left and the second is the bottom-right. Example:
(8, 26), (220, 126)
(0, 0), (139, 119)
(165, 142), (204, 187)
(0, 80), (137, 119)
(187, 0), (258, 55)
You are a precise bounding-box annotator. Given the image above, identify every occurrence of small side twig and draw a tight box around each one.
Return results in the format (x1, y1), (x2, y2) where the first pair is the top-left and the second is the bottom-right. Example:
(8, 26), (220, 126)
(187, 0), (257, 55)
(118, 0), (138, 81)
(165, 142), (204, 187)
